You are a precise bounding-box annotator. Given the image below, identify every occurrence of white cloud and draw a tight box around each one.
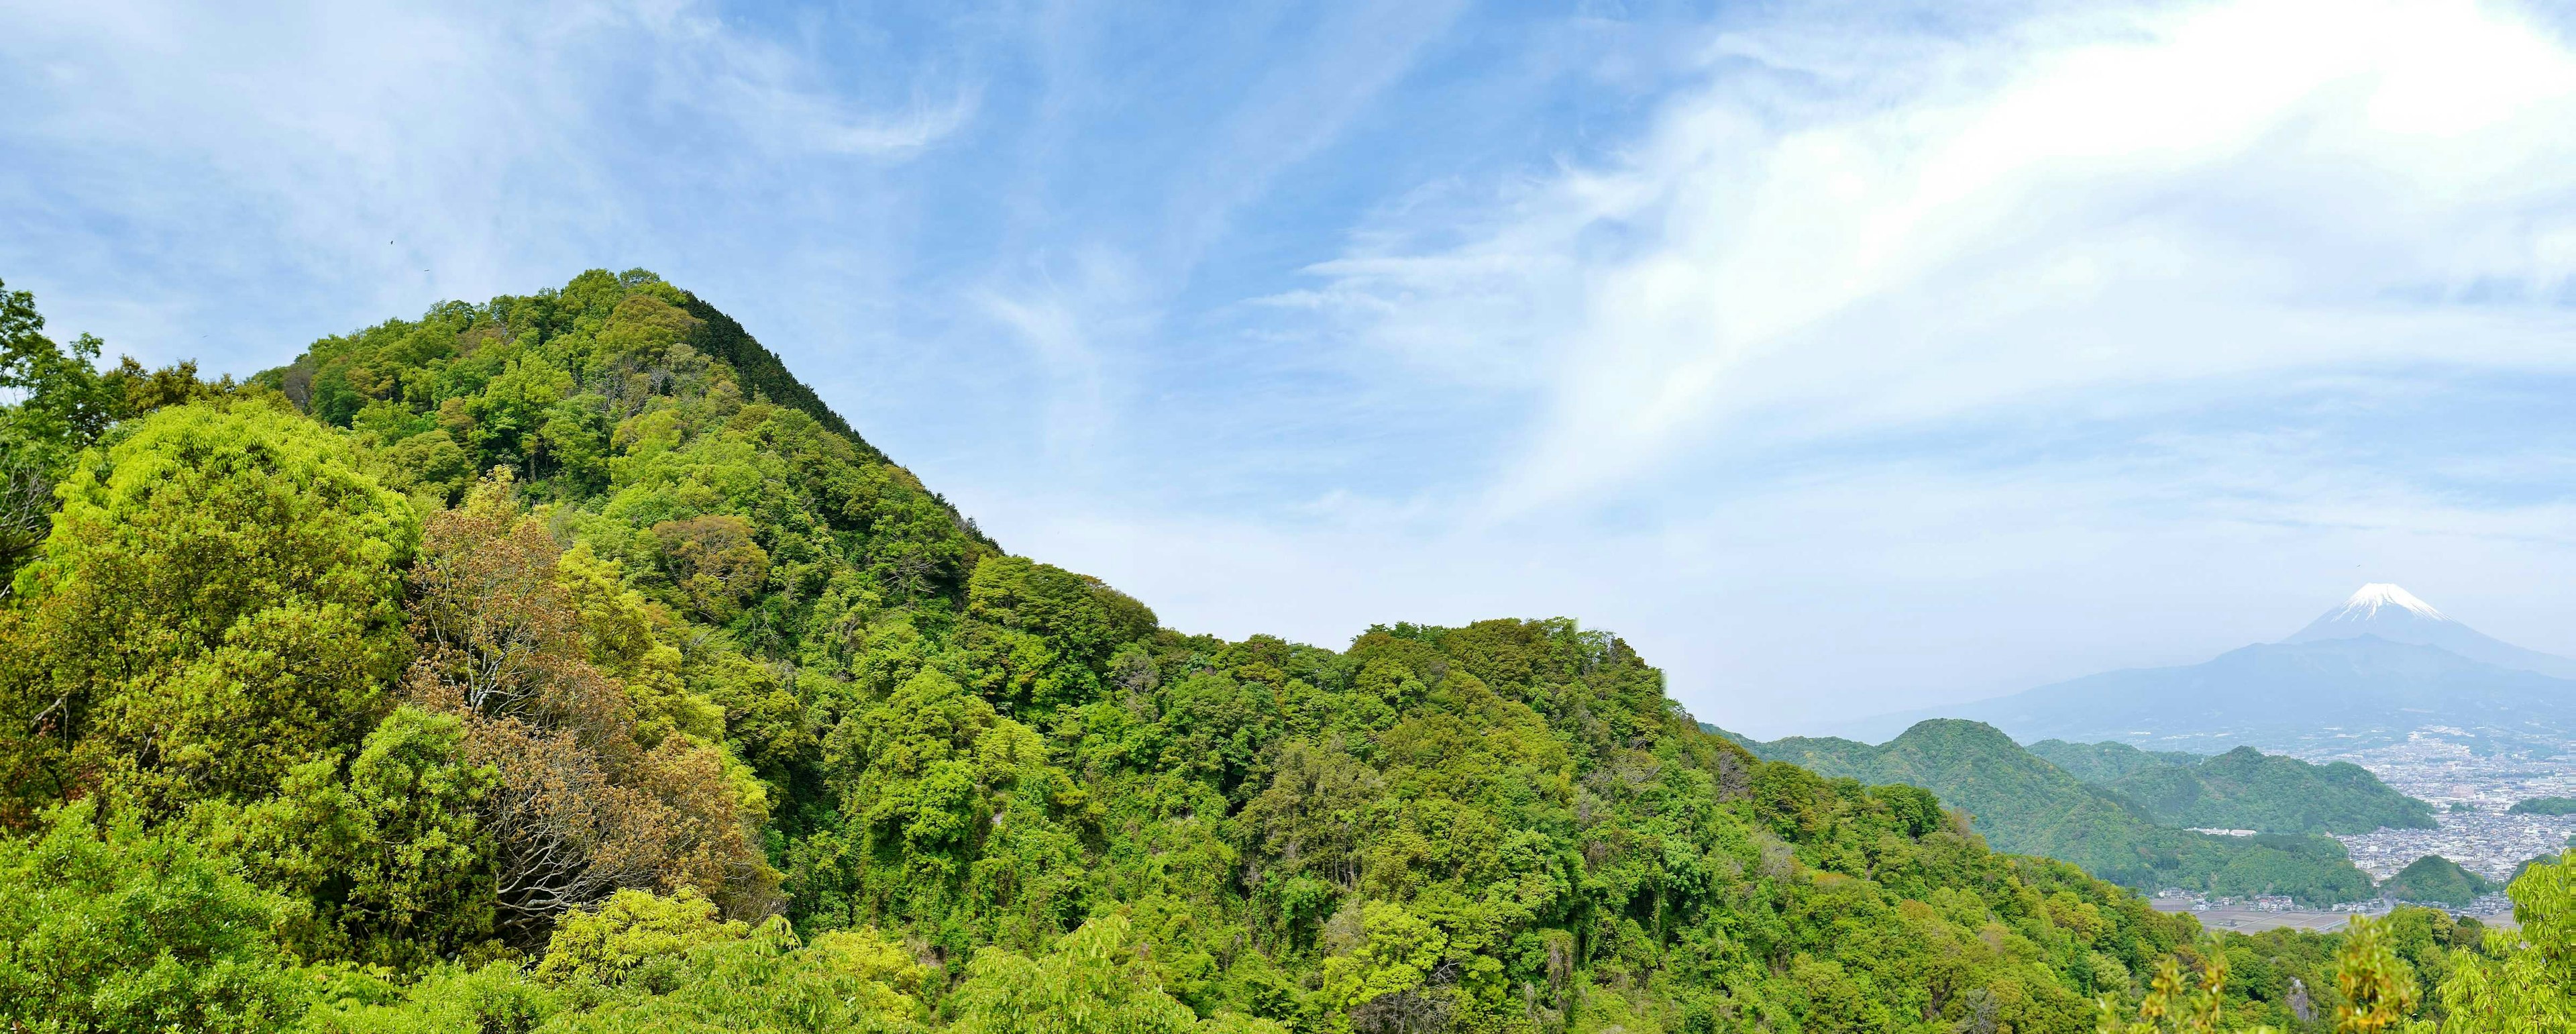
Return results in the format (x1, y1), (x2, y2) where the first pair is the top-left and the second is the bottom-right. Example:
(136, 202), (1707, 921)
(0, 0), (971, 367)
(1293, 0), (2576, 513)
(15, 0), (2576, 738)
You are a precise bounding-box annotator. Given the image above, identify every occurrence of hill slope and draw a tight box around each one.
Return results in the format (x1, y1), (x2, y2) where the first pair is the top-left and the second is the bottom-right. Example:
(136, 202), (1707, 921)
(2102, 747), (2436, 835)
(1750, 721), (2375, 904)
(0, 271), (2210, 1034)
(2030, 741), (2435, 834)
(2027, 739), (2203, 784)
(2378, 856), (2491, 907)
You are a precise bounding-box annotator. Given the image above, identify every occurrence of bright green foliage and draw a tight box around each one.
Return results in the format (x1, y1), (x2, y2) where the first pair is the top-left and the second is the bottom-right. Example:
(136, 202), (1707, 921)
(299, 963), (560, 1034)
(2418, 851), (2576, 1032)
(537, 888), (751, 985)
(0, 279), (115, 586)
(953, 915), (1280, 1034)
(2377, 858), (2490, 909)
(0, 801), (305, 1033)
(543, 920), (925, 1033)
(1754, 721), (2377, 903)
(1, 400), (416, 819)
(2169, 906), (2475, 1031)
(0, 280), (235, 592)
(2094, 949), (2263, 1034)
(2330, 916), (2418, 1034)
(2506, 796), (2576, 815)
(218, 706), (500, 968)
(307, 899), (933, 1033)
(963, 556), (1159, 714)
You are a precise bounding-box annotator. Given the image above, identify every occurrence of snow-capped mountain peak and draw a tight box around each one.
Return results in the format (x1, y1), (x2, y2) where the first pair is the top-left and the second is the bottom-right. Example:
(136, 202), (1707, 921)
(2282, 582), (2576, 678)
(2329, 583), (2447, 623)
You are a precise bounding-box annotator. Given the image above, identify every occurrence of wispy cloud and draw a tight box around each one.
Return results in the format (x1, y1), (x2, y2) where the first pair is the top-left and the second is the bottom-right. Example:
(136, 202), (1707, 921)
(0, 0), (975, 365)
(1294, 0), (2576, 515)
(12, 0), (2576, 737)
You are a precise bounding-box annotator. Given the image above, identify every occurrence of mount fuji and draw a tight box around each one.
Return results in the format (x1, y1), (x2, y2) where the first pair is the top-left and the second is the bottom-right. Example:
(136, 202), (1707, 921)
(1831, 584), (2576, 751)
(2286, 584), (2576, 680)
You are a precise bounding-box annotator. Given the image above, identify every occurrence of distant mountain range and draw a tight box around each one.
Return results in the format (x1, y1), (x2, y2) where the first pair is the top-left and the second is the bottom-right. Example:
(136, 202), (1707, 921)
(1732, 719), (2379, 904)
(1833, 584), (2576, 752)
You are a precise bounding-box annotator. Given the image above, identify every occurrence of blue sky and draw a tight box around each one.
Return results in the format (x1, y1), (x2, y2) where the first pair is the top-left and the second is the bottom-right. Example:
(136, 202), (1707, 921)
(9, 0), (2576, 737)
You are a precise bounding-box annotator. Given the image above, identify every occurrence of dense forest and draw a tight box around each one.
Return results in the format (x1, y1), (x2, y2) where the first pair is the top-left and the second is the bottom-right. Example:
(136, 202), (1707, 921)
(2027, 742), (2437, 836)
(1, 270), (2570, 1033)
(2021, 741), (2206, 785)
(2375, 858), (2491, 909)
(1745, 722), (2379, 905)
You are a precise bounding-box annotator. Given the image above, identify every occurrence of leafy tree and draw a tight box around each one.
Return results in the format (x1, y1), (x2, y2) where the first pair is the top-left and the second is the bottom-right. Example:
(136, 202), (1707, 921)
(298, 963), (559, 1034)
(2330, 915), (2419, 1034)
(0, 800), (305, 1033)
(2417, 851), (2576, 1031)
(0, 280), (231, 592)
(215, 705), (500, 968)
(2094, 950), (2263, 1034)
(1, 400), (415, 819)
(951, 915), (1284, 1034)
(536, 887), (751, 985)
(406, 477), (776, 941)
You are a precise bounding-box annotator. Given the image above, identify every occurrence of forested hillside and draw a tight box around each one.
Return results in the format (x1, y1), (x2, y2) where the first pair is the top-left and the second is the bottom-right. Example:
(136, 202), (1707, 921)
(2024, 740), (2204, 784)
(1750, 722), (2375, 904)
(2109, 747), (2434, 835)
(0, 270), (2446, 1033)
(2029, 741), (2436, 835)
(2375, 856), (2489, 908)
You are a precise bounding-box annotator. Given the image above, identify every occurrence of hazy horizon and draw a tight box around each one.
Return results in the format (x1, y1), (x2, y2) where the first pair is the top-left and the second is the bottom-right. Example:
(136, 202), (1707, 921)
(10, 0), (2576, 737)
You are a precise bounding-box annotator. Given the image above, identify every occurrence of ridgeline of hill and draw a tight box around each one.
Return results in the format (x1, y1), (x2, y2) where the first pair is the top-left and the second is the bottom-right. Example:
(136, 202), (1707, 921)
(0, 271), (2231, 1033)
(1747, 721), (2376, 904)
(2029, 741), (2436, 835)
(2024, 739), (2203, 784)
(2379, 856), (2492, 907)
(2510, 796), (2576, 815)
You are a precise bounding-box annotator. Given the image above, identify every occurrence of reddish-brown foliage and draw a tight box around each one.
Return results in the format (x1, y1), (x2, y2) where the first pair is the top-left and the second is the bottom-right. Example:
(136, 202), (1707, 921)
(407, 477), (777, 943)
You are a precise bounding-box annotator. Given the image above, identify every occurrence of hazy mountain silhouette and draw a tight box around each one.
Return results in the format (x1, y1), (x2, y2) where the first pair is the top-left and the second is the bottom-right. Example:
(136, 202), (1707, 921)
(1833, 585), (2576, 751)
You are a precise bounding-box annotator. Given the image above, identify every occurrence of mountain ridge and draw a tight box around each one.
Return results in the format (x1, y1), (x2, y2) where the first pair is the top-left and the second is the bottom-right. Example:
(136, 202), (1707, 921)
(1828, 584), (2576, 749)
(2287, 582), (2576, 679)
(0, 270), (2231, 1033)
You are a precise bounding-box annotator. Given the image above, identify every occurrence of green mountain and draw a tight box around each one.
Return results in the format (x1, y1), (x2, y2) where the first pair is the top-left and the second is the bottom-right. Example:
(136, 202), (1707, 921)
(2026, 739), (2203, 784)
(0, 272), (2214, 1033)
(1749, 721), (2375, 904)
(2032, 741), (2436, 835)
(2510, 796), (2576, 815)
(2379, 856), (2492, 907)
(1694, 719), (1751, 745)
